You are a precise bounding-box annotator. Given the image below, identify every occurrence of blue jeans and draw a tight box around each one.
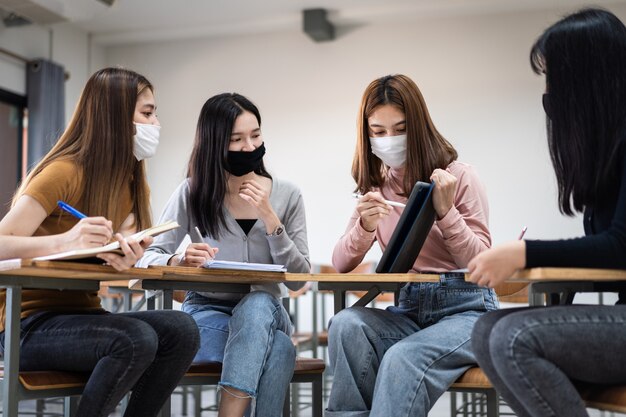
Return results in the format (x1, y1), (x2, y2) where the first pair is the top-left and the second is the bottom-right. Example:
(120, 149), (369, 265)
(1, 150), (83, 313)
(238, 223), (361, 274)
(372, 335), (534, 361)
(472, 305), (626, 417)
(326, 275), (498, 417)
(182, 291), (295, 417)
(0, 310), (199, 417)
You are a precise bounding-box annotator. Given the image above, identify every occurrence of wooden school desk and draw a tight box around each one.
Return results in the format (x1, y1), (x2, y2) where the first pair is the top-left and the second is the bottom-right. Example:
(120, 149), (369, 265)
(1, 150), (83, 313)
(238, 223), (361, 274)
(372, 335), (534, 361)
(134, 266), (440, 311)
(505, 267), (626, 305)
(0, 261), (161, 417)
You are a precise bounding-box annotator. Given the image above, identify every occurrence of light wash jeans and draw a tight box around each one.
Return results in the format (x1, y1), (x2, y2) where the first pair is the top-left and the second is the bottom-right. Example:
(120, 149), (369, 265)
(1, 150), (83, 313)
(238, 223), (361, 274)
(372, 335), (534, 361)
(472, 305), (626, 417)
(326, 274), (498, 417)
(182, 290), (295, 417)
(0, 310), (200, 417)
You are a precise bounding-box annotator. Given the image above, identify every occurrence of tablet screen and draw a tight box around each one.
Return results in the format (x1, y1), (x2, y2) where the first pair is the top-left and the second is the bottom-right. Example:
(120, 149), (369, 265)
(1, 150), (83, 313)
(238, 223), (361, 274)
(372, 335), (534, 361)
(375, 181), (436, 273)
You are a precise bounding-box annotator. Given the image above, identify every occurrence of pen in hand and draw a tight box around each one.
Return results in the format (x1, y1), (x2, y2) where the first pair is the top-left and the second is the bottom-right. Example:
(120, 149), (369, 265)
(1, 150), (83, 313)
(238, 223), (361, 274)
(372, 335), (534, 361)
(57, 200), (87, 219)
(518, 226), (528, 240)
(352, 193), (406, 208)
(192, 226), (204, 244)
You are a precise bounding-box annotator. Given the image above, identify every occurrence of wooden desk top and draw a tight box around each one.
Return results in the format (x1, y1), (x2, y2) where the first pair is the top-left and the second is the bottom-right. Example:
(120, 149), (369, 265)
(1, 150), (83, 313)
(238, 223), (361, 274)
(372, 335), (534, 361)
(507, 267), (626, 282)
(3, 262), (624, 286)
(0, 260), (161, 281)
(147, 265), (440, 284)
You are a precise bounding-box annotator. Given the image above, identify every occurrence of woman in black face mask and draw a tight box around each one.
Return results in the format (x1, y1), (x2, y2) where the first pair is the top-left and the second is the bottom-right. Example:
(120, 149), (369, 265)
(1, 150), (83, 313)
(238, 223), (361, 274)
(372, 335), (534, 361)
(138, 93), (311, 417)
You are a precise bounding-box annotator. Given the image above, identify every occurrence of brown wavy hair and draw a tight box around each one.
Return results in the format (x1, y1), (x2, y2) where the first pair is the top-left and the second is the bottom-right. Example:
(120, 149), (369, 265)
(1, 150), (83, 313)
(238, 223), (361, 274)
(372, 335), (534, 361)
(352, 74), (457, 196)
(15, 67), (152, 231)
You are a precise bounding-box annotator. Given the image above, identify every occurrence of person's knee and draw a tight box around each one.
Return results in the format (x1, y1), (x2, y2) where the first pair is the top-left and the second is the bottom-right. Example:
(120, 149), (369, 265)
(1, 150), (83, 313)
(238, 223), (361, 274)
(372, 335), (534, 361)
(110, 319), (159, 367)
(273, 331), (296, 364)
(328, 308), (372, 347)
(488, 313), (538, 366)
(163, 311), (201, 353)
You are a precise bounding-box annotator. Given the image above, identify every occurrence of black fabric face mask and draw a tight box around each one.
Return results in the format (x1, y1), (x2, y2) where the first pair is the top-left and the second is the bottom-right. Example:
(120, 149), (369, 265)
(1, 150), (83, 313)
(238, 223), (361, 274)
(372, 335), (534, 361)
(226, 142), (266, 176)
(542, 93), (552, 119)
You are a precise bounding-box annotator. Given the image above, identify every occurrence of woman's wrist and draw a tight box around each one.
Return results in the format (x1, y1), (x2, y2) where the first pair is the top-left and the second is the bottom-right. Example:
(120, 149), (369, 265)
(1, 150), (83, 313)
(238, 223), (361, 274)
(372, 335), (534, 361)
(54, 233), (69, 253)
(262, 212), (282, 234)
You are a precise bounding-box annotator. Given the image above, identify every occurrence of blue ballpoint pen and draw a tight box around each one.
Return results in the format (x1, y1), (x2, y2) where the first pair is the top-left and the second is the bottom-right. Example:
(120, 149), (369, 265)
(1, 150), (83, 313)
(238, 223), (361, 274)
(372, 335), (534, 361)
(57, 200), (87, 219)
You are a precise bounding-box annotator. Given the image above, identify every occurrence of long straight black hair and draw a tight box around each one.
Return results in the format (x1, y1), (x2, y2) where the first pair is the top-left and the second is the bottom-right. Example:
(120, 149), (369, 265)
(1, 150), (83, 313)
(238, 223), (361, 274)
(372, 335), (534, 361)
(531, 8), (626, 215)
(187, 93), (271, 238)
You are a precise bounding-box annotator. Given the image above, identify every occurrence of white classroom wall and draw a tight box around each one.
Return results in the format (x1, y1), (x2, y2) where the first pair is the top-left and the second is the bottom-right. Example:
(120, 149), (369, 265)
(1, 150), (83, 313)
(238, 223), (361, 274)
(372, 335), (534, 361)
(103, 5), (626, 267)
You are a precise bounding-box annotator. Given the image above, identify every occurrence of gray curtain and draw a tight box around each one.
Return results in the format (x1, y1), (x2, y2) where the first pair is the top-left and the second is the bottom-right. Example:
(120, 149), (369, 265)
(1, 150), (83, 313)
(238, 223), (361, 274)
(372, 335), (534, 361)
(26, 59), (65, 168)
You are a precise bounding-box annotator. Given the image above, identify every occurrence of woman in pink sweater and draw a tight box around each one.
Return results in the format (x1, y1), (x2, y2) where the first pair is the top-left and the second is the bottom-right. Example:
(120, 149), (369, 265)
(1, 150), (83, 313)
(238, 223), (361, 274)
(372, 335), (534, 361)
(325, 74), (498, 417)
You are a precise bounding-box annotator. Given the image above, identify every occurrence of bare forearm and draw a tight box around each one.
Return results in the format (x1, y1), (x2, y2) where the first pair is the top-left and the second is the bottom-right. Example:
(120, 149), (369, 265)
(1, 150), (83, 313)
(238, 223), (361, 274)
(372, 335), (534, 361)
(0, 234), (65, 260)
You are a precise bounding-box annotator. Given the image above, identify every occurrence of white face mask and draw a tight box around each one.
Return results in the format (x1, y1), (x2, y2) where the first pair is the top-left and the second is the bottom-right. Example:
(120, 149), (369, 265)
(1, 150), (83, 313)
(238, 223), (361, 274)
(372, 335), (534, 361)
(133, 123), (160, 161)
(369, 134), (407, 169)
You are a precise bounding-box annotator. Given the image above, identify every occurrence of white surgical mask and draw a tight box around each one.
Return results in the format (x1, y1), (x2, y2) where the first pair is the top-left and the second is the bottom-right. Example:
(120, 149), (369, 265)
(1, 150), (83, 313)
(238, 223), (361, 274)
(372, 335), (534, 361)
(369, 134), (407, 169)
(133, 123), (160, 161)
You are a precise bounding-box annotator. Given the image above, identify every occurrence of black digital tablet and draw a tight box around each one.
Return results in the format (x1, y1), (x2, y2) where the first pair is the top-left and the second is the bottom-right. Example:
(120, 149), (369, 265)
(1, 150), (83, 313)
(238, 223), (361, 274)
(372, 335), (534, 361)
(376, 181), (436, 273)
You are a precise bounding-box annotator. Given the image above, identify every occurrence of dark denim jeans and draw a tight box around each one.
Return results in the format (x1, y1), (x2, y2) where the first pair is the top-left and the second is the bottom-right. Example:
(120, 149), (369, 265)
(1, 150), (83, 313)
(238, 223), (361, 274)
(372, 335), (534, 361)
(472, 305), (626, 417)
(0, 310), (200, 417)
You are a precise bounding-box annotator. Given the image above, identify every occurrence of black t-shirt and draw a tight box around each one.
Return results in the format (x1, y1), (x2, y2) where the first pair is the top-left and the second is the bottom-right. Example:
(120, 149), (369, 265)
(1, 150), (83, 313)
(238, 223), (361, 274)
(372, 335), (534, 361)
(526, 143), (626, 302)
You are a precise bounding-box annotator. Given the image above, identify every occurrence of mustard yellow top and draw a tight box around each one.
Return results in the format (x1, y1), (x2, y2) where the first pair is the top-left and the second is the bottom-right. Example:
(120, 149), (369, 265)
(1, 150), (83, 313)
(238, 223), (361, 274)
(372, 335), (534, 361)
(0, 160), (133, 332)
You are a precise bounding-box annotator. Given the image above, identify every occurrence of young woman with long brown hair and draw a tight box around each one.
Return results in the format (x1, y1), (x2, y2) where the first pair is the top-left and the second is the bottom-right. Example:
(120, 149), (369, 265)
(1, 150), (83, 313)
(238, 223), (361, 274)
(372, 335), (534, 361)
(0, 67), (199, 417)
(326, 74), (498, 417)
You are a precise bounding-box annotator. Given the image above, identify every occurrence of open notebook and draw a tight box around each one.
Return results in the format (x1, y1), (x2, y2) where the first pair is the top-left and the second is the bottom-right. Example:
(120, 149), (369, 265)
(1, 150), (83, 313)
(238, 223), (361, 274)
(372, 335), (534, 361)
(203, 260), (286, 272)
(32, 220), (179, 261)
(0, 258), (22, 271)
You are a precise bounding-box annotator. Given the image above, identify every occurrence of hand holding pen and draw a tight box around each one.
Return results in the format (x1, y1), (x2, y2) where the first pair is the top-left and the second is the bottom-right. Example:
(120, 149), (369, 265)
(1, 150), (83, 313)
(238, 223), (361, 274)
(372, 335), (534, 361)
(171, 226), (219, 267)
(57, 200), (151, 271)
(57, 200), (113, 249)
(353, 192), (397, 232)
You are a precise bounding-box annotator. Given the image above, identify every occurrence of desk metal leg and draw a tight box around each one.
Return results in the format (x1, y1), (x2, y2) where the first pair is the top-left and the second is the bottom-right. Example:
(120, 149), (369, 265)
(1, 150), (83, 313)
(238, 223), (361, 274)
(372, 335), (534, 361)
(352, 287), (382, 308)
(3, 285), (22, 417)
(333, 290), (346, 315)
(162, 289), (173, 310)
(147, 292), (156, 310)
(528, 284), (545, 306)
(64, 396), (78, 417)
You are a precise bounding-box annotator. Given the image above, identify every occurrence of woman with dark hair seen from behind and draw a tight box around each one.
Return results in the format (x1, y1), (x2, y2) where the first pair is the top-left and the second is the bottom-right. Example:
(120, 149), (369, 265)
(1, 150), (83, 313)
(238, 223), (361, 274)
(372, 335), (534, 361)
(325, 74), (498, 417)
(0, 67), (200, 417)
(138, 93), (310, 417)
(469, 8), (626, 417)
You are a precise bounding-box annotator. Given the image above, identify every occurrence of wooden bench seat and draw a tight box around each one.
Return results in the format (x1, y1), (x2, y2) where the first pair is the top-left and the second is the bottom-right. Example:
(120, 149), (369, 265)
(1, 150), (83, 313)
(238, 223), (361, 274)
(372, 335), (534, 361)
(3, 363), (625, 415)
(451, 366), (626, 414)
(184, 356), (325, 376)
(1, 357), (325, 417)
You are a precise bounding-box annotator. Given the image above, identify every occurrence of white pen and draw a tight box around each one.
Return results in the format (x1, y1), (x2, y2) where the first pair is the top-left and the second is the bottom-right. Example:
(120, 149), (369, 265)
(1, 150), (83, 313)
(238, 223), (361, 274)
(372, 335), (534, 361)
(192, 226), (204, 244)
(352, 193), (406, 208)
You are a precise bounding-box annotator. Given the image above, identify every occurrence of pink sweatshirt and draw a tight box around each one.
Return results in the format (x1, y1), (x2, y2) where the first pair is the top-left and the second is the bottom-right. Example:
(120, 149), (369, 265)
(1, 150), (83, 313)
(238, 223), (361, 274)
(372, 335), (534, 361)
(332, 161), (491, 273)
